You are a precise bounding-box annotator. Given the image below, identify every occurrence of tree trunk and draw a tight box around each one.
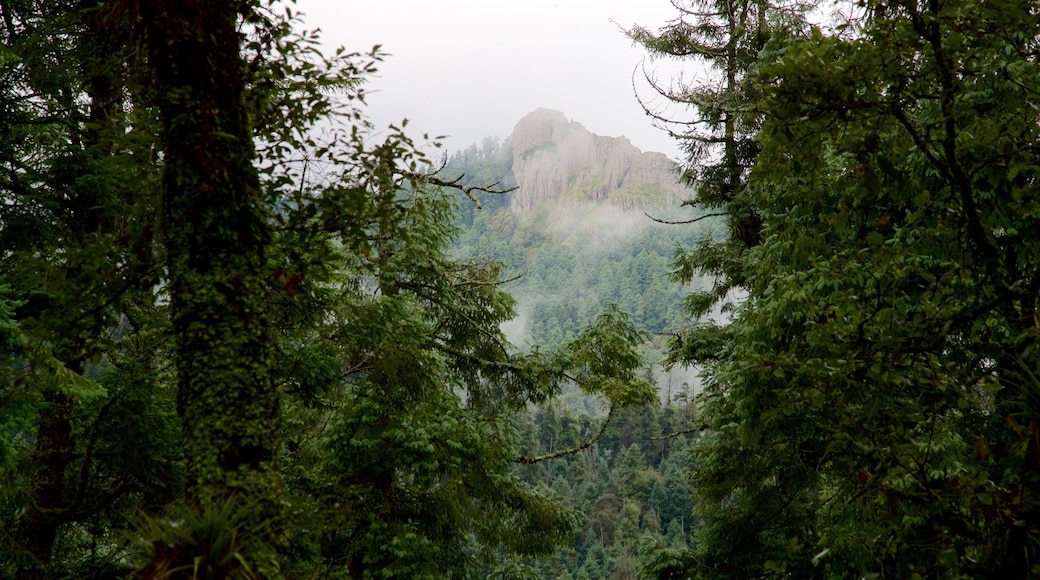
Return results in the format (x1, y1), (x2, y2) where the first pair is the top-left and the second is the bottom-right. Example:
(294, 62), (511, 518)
(140, 0), (282, 555)
(14, 5), (129, 575)
(15, 391), (74, 580)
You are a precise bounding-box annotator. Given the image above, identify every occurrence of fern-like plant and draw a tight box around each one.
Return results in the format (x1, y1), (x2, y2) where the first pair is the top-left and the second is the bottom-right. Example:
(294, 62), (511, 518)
(133, 495), (260, 580)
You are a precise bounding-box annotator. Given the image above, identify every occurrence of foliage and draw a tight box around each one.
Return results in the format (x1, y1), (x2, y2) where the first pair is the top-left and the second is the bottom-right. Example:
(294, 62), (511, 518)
(643, 0), (1040, 577)
(0, 2), (176, 577)
(628, 0), (813, 318)
(0, 2), (665, 578)
(133, 496), (260, 580)
(568, 305), (656, 409)
(270, 175), (583, 576)
(507, 401), (698, 579)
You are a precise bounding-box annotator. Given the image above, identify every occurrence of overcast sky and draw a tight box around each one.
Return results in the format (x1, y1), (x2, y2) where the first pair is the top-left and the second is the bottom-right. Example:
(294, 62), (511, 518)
(294, 0), (688, 159)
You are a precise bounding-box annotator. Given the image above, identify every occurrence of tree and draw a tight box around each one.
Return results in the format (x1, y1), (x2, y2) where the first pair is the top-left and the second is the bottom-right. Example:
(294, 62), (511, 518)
(1, 2), (666, 576)
(0, 3), (173, 577)
(627, 2), (807, 573)
(132, 1), (288, 574)
(643, 0), (1040, 576)
(141, 0), (278, 496)
(270, 166), (578, 576)
(628, 0), (811, 318)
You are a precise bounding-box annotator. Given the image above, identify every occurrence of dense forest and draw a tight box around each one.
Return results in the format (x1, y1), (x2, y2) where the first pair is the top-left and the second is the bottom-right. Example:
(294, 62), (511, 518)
(4, 0), (1040, 578)
(441, 134), (706, 578)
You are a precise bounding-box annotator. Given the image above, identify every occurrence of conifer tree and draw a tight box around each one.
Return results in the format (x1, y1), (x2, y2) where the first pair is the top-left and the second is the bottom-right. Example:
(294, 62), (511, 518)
(628, 0), (811, 316)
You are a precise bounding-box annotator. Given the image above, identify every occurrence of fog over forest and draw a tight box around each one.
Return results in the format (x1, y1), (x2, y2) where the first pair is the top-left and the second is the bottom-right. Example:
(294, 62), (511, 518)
(443, 108), (710, 412)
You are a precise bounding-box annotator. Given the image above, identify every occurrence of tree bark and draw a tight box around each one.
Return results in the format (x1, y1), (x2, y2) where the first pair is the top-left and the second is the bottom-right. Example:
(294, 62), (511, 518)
(15, 391), (74, 580)
(140, 0), (281, 513)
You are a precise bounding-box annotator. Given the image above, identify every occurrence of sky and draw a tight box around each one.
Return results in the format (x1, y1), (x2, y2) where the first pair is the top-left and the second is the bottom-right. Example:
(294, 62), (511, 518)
(294, 0), (688, 159)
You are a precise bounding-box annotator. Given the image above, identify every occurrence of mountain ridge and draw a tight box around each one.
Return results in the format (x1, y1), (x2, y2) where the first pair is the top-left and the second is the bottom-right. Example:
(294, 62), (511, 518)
(502, 108), (689, 213)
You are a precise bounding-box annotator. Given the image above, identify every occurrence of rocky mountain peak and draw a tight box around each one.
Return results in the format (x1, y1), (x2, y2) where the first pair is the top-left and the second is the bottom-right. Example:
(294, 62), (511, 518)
(505, 108), (687, 212)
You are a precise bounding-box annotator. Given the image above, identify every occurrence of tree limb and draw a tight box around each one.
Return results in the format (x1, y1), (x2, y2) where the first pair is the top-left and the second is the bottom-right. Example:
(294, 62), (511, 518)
(645, 211), (728, 225)
(515, 407), (615, 464)
(418, 172), (518, 210)
(650, 424), (708, 440)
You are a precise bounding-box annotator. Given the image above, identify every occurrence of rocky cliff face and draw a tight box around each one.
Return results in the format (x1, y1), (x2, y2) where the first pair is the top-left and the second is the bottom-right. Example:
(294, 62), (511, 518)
(504, 108), (688, 213)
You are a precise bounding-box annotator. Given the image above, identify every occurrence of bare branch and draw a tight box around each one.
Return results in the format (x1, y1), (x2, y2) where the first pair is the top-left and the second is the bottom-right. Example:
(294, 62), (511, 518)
(516, 407), (615, 464)
(645, 211), (728, 225)
(650, 424), (708, 440)
(419, 172), (518, 210)
(453, 271), (524, 287)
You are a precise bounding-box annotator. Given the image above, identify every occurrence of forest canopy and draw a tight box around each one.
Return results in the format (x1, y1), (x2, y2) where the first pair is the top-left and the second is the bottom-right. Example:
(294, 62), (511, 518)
(6, 0), (1040, 578)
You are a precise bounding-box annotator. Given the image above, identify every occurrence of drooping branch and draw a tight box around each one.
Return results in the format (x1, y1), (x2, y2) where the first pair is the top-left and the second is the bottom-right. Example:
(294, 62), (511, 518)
(453, 271), (524, 287)
(650, 424), (708, 440)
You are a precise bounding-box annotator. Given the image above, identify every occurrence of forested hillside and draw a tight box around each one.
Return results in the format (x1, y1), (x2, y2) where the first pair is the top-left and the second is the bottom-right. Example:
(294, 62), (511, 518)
(445, 113), (709, 350)
(439, 113), (713, 577)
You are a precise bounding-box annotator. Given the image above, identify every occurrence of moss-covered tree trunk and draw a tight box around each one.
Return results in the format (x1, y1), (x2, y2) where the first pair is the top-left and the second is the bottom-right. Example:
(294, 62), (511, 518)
(141, 0), (280, 505)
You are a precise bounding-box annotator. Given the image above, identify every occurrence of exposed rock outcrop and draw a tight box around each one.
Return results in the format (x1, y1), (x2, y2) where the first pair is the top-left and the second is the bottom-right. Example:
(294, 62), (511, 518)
(504, 108), (688, 213)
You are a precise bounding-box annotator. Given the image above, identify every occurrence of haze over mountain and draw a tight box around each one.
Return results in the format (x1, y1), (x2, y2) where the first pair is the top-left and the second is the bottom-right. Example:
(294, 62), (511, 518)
(505, 108), (688, 212)
(445, 108), (708, 399)
(444, 108), (695, 252)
